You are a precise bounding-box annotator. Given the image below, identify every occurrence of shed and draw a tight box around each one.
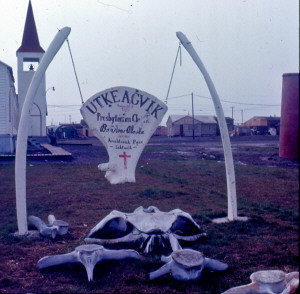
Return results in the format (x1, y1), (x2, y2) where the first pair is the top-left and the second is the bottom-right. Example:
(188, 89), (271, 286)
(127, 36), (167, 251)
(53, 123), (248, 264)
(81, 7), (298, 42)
(153, 126), (167, 136)
(166, 115), (217, 137)
(243, 116), (280, 135)
(54, 125), (79, 139)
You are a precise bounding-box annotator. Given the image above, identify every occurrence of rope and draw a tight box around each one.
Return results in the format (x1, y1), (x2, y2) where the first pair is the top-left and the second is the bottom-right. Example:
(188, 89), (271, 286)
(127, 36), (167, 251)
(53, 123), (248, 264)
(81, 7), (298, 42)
(66, 38), (85, 104)
(165, 42), (182, 104)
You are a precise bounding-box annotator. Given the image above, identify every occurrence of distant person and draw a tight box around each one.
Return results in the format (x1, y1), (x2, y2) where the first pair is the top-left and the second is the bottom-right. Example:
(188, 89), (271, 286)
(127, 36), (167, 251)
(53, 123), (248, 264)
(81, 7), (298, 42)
(48, 131), (57, 146)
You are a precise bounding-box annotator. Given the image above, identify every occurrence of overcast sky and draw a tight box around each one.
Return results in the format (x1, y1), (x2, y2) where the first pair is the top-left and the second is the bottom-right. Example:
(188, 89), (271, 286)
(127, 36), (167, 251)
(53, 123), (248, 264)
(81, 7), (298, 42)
(0, 0), (299, 126)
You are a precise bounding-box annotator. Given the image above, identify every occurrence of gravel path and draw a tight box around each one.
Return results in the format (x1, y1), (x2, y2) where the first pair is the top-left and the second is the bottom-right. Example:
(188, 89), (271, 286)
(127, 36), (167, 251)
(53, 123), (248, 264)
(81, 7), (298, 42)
(54, 135), (298, 169)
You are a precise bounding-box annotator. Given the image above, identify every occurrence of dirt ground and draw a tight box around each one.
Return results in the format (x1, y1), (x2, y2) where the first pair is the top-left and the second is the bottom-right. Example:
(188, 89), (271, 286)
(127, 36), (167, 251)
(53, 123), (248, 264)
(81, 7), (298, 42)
(55, 135), (298, 169)
(0, 134), (298, 293)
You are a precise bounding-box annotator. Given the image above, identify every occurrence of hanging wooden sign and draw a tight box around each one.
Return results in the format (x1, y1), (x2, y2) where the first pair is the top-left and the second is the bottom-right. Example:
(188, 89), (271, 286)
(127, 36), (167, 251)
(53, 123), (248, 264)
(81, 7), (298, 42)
(80, 86), (167, 184)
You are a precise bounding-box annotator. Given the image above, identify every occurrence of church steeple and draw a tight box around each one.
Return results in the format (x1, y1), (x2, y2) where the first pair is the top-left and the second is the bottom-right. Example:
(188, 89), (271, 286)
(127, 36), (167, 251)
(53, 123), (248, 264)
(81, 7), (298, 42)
(17, 0), (44, 53)
(16, 0), (47, 137)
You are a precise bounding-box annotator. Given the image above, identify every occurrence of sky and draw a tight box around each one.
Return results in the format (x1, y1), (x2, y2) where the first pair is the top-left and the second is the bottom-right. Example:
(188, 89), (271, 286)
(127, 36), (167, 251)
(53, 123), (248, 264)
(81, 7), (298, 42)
(0, 0), (299, 126)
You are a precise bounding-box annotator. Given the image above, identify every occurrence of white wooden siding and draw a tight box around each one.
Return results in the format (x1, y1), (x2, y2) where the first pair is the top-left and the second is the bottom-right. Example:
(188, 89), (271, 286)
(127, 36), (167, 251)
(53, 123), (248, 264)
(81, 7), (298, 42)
(0, 64), (8, 134)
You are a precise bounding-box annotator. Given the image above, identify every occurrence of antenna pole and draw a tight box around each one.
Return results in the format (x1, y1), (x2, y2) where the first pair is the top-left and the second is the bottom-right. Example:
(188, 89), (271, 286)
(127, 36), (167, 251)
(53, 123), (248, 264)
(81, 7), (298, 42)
(192, 92), (195, 140)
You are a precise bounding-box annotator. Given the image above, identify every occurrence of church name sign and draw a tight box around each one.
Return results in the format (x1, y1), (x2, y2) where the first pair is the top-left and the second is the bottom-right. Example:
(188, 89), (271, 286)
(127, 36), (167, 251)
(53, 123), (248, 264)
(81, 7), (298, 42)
(80, 86), (167, 184)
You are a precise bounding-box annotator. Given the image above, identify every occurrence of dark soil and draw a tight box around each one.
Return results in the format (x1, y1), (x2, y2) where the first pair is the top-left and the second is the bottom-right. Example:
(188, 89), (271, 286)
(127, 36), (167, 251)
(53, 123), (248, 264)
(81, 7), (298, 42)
(0, 135), (298, 293)
(56, 135), (298, 169)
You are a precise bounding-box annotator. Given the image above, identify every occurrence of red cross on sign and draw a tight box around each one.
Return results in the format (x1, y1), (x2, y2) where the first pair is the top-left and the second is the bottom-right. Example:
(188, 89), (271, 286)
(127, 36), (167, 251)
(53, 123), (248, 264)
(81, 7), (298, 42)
(119, 152), (131, 170)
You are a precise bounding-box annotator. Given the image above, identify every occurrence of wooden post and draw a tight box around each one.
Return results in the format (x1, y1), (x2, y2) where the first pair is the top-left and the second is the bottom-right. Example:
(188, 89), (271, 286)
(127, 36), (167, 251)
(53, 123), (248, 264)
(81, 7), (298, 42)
(192, 92), (195, 140)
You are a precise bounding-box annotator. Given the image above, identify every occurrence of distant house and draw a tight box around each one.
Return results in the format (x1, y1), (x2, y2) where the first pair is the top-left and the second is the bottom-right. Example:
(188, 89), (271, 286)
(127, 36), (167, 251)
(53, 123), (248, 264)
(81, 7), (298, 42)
(233, 126), (251, 136)
(166, 115), (217, 137)
(153, 126), (167, 136)
(243, 116), (280, 135)
(215, 117), (234, 136)
(47, 124), (79, 139)
(47, 122), (94, 139)
(79, 120), (94, 137)
(0, 61), (19, 154)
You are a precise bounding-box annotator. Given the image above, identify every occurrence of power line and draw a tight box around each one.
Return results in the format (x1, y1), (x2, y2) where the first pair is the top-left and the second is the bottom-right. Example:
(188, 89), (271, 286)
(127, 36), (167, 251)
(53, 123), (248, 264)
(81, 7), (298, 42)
(165, 42), (182, 104)
(66, 38), (84, 105)
(194, 94), (280, 106)
(219, 100), (280, 107)
(167, 94), (190, 100)
(48, 105), (81, 107)
(170, 93), (281, 106)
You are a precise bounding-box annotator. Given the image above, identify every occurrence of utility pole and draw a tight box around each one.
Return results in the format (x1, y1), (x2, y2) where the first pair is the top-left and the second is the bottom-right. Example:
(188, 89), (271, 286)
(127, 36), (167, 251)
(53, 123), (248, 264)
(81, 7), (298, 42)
(191, 92), (195, 140)
(231, 106), (234, 120)
(241, 109), (244, 125)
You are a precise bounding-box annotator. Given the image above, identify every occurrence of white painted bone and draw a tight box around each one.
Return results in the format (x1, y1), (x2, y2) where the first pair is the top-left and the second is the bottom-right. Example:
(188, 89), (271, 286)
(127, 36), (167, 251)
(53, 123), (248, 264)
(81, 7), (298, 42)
(38, 244), (140, 281)
(15, 27), (71, 235)
(48, 214), (69, 235)
(221, 270), (299, 294)
(85, 206), (206, 254)
(149, 248), (228, 281)
(80, 86), (168, 184)
(28, 215), (68, 238)
(98, 163), (117, 172)
(176, 32), (248, 223)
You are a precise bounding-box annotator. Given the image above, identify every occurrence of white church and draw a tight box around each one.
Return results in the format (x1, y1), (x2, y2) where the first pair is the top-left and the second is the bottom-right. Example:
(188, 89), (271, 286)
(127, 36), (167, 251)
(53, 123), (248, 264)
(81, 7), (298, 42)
(0, 1), (47, 154)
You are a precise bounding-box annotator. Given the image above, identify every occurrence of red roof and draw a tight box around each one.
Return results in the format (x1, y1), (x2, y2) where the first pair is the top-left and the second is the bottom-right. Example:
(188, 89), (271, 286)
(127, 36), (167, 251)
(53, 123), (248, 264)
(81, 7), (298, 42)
(17, 1), (44, 53)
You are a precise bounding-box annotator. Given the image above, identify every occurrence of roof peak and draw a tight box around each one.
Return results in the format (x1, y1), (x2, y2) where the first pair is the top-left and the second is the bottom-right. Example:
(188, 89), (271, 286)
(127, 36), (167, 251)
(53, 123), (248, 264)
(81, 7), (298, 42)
(17, 0), (44, 53)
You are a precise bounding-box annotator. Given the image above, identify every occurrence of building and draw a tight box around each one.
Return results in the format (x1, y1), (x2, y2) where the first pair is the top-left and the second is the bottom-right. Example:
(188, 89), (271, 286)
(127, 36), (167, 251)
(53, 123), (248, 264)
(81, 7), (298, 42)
(16, 0), (47, 137)
(78, 120), (94, 137)
(243, 116), (280, 135)
(215, 116), (234, 136)
(153, 126), (167, 136)
(232, 126), (251, 136)
(47, 121), (95, 139)
(0, 61), (19, 153)
(166, 115), (217, 137)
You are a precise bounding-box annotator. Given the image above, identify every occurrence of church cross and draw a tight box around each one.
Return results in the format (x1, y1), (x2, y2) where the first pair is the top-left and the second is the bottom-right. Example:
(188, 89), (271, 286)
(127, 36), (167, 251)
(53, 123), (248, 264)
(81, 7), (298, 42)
(119, 152), (131, 170)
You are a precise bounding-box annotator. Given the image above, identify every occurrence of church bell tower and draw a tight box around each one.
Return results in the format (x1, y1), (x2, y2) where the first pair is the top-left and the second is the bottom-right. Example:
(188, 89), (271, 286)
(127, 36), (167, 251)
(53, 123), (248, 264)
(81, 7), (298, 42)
(16, 0), (46, 136)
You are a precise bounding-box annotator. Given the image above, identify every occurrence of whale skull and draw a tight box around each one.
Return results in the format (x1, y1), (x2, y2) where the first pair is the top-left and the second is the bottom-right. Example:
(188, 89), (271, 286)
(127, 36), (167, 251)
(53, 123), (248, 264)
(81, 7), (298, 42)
(85, 206), (206, 254)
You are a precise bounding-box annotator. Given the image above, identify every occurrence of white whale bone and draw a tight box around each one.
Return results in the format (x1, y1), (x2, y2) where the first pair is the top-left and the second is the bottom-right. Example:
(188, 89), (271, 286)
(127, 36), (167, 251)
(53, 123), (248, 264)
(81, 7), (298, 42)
(15, 27), (71, 235)
(85, 232), (146, 246)
(98, 163), (117, 172)
(29, 215), (68, 238)
(149, 248), (228, 281)
(48, 214), (69, 235)
(38, 244), (140, 282)
(204, 257), (229, 271)
(161, 255), (173, 263)
(282, 278), (299, 294)
(172, 232), (207, 242)
(28, 215), (59, 239)
(80, 86), (168, 184)
(86, 206), (205, 254)
(168, 233), (182, 252)
(222, 270), (299, 294)
(175, 32), (250, 223)
(149, 262), (173, 280)
(149, 259), (204, 281)
(47, 215), (56, 225)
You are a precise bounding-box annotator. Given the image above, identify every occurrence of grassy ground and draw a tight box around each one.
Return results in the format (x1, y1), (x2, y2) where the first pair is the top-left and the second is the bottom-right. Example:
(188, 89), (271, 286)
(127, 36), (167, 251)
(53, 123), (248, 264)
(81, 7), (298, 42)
(0, 156), (298, 293)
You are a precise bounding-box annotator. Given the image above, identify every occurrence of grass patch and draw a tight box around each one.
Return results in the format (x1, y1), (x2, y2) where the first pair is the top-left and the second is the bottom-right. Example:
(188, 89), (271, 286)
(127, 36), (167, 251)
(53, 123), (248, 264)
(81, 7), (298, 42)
(132, 187), (187, 199)
(243, 146), (279, 154)
(0, 157), (298, 293)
